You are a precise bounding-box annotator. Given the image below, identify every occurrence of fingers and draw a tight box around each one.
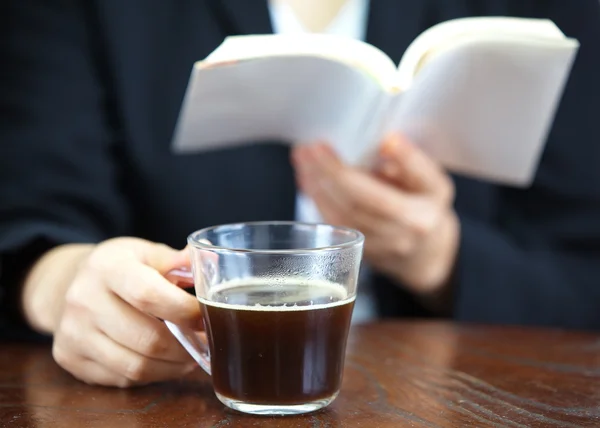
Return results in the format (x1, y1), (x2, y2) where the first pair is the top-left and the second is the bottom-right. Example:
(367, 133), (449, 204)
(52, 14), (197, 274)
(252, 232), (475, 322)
(93, 290), (195, 364)
(90, 238), (188, 274)
(83, 238), (201, 329)
(291, 140), (458, 296)
(87, 330), (196, 385)
(54, 328), (196, 387)
(105, 261), (202, 329)
(52, 349), (131, 388)
(377, 133), (454, 203)
(292, 143), (411, 230)
(143, 243), (190, 275)
(291, 142), (451, 253)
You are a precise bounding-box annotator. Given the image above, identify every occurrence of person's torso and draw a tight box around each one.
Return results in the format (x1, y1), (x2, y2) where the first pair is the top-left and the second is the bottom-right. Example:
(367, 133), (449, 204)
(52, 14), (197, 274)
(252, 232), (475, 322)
(87, 0), (582, 254)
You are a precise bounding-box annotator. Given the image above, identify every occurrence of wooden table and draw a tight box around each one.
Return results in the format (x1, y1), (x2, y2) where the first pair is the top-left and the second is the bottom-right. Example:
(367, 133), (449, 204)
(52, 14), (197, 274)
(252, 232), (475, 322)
(1, 321), (599, 427)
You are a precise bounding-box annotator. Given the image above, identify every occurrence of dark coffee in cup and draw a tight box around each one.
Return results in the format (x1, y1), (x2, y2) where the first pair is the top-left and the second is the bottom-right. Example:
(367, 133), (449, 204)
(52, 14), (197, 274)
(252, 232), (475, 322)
(199, 279), (354, 405)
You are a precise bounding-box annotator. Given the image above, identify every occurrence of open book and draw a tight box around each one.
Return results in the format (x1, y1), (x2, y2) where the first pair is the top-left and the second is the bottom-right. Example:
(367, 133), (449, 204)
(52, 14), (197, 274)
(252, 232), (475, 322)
(171, 17), (579, 186)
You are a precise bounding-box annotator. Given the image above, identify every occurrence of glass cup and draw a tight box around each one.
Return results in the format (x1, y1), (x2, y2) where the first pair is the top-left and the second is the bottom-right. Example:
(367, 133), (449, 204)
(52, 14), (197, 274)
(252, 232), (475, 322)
(165, 221), (364, 416)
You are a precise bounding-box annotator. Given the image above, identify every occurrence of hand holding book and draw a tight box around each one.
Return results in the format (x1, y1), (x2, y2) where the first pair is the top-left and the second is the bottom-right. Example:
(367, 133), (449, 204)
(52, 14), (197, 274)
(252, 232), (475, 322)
(292, 133), (458, 303)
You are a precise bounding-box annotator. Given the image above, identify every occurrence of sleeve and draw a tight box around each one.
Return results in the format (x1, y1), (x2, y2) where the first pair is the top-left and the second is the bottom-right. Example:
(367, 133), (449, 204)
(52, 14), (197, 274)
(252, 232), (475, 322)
(0, 0), (130, 338)
(454, 0), (600, 330)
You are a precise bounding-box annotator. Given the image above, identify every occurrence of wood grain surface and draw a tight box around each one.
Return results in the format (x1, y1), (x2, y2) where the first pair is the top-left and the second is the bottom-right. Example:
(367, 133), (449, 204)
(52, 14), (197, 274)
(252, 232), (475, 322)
(1, 321), (599, 427)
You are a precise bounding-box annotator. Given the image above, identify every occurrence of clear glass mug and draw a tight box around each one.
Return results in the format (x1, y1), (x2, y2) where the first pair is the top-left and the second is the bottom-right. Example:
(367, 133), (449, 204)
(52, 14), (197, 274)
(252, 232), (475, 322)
(164, 221), (364, 416)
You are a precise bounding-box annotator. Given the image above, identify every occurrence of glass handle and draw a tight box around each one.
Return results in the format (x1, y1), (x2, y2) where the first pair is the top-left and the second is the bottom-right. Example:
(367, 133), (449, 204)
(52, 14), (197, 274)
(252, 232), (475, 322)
(163, 268), (211, 376)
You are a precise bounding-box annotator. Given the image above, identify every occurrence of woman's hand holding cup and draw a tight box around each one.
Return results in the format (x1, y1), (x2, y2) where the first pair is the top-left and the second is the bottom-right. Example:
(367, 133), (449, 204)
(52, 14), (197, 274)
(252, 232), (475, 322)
(22, 237), (202, 387)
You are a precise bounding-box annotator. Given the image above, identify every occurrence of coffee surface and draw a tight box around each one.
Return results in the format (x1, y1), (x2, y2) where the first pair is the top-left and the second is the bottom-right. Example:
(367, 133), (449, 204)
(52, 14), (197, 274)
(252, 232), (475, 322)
(199, 279), (354, 404)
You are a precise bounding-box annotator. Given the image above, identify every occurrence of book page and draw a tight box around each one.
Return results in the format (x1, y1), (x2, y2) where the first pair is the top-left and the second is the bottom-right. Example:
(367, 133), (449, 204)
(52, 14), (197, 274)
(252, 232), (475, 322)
(206, 34), (398, 89)
(172, 55), (385, 164)
(384, 38), (579, 186)
(396, 17), (568, 90)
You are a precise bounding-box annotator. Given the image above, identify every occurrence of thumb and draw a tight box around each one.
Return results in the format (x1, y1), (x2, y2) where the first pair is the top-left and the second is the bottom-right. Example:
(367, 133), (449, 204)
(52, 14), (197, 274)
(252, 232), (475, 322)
(376, 133), (452, 202)
(132, 240), (189, 276)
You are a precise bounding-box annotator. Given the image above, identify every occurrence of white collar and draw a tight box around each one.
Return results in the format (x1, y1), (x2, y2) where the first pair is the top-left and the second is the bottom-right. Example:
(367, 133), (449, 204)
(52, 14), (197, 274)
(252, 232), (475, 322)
(268, 0), (370, 41)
